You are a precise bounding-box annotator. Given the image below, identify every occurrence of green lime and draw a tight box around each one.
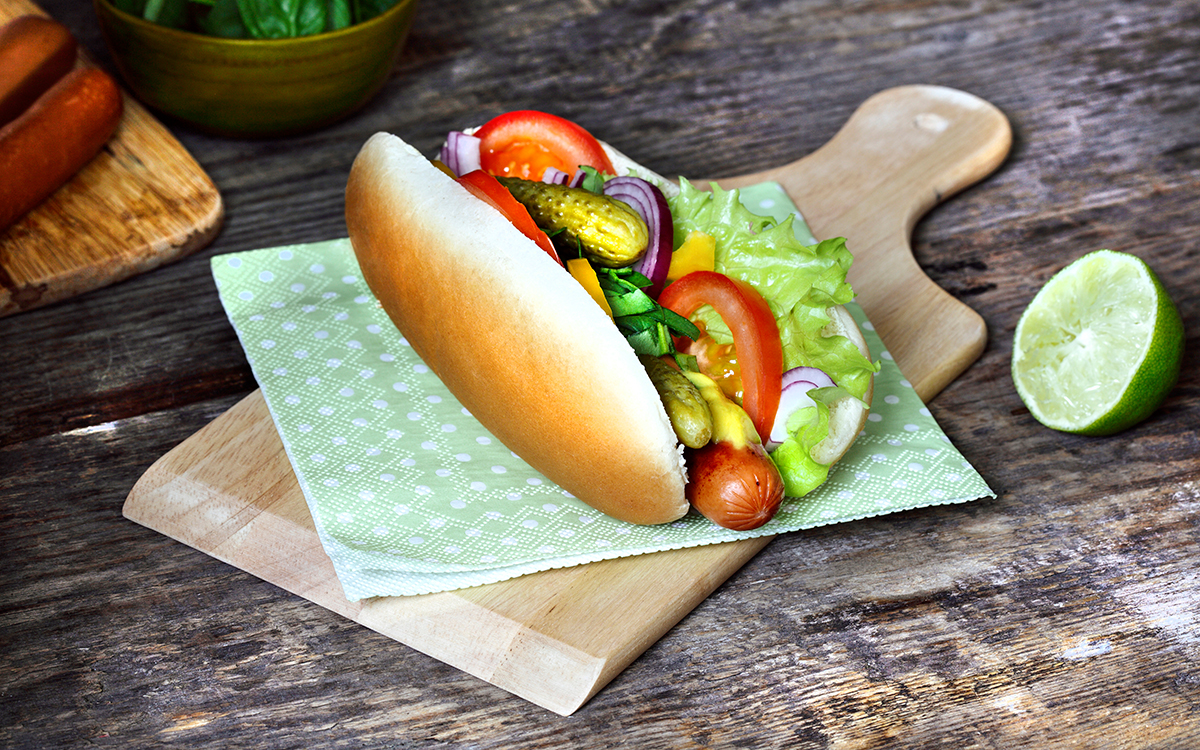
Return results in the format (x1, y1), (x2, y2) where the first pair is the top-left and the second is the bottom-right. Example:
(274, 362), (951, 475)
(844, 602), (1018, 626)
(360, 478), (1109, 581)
(1011, 249), (1184, 436)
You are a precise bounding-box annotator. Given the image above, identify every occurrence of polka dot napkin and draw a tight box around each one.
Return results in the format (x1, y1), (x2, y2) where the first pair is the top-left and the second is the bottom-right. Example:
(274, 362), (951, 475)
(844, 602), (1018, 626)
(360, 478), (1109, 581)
(211, 182), (994, 600)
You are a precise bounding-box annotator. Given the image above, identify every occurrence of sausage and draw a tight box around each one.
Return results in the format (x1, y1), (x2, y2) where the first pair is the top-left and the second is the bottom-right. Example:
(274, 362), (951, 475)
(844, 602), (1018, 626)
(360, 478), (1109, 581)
(0, 67), (123, 232)
(686, 439), (785, 531)
(682, 370), (785, 530)
(0, 15), (78, 128)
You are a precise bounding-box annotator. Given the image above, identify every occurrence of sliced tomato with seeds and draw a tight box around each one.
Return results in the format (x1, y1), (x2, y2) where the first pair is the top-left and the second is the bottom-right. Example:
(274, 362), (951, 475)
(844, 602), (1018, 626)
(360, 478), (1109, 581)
(457, 170), (561, 266)
(474, 110), (615, 181)
(658, 271), (783, 442)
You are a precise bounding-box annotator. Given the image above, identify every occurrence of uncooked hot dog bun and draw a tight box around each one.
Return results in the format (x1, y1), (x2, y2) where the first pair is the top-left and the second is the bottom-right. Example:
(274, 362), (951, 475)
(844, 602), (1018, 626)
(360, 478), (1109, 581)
(346, 132), (690, 525)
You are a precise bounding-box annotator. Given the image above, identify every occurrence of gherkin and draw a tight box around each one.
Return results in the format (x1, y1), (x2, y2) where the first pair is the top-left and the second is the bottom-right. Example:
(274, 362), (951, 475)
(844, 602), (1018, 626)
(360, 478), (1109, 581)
(497, 177), (648, 267)
(639, 354), (713, 448)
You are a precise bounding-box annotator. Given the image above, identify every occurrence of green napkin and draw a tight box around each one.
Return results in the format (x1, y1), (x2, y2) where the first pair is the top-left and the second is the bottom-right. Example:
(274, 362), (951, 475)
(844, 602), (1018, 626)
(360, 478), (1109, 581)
(211, 183), (994, 599)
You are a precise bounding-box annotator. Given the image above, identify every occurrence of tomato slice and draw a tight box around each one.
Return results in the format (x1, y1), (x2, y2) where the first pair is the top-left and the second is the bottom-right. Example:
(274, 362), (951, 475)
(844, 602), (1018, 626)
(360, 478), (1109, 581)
(658, 271), (783, 442)
(474, 110), (616, 181)
(457, 170), (561, 266)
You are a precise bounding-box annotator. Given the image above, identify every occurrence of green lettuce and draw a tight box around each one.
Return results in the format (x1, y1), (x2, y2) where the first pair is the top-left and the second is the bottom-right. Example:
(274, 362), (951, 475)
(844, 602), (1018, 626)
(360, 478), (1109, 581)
(769, 386), (856, 497)
(667, 179), (879, 494)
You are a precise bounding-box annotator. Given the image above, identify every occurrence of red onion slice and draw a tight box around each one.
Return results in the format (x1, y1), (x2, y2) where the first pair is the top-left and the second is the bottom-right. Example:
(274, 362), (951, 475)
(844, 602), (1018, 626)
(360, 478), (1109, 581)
(781, 366), (834, 392)
(542, 167), (570, 185)
(438, 131), (481, 176)
(768, 367), (836, 448)
(568, 169), (587, 188)
(602, 176), (673, 295)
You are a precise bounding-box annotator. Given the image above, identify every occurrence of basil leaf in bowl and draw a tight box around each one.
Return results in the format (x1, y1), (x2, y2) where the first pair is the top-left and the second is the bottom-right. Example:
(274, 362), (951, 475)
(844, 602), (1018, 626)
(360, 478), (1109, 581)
(111, 0), (399, 39)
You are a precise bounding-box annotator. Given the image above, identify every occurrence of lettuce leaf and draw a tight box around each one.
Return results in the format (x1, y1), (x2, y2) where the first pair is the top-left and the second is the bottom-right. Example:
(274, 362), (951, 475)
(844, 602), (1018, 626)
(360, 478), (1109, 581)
(666, 179), (879, 494)
(769, 404), (830, 497)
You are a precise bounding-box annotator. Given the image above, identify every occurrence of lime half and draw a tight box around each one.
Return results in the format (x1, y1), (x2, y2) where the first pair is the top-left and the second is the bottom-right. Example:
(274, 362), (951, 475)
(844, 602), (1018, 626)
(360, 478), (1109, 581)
(1012, 250), (1184, 436)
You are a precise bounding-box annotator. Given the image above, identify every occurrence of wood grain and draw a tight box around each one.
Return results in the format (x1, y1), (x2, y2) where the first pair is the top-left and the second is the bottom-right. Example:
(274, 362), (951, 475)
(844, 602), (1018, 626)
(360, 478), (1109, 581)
(717, 85), (1011, 398)
(2, 0), (1198, 745)
(0, 0), (222, 316)
(122, 85), (1006, 715)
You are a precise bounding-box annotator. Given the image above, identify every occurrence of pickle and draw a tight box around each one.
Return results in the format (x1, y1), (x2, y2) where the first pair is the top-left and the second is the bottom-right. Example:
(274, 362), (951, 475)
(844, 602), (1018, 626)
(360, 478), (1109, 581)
(497, 177), (648, 267)
(639, 355), (714, 449)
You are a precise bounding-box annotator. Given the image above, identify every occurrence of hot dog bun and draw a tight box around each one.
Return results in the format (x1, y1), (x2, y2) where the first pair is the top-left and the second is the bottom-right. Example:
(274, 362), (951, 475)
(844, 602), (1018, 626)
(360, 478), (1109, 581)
(813, 305), (873, 466)
(346, 132), (690, 525)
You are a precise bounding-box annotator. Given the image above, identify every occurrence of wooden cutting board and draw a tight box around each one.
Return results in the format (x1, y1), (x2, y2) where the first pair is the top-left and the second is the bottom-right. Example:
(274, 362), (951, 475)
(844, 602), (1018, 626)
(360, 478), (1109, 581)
(0, 0), (222, 316)
(124, 85), (1011, 716)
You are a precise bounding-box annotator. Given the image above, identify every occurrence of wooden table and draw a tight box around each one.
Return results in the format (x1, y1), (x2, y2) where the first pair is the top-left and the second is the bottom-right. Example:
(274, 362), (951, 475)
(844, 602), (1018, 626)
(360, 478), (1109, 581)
(3, 0), (1197, 746)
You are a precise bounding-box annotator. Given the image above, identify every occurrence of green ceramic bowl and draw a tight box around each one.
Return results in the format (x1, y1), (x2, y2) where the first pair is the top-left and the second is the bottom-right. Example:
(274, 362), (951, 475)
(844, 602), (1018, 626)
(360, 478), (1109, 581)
(94, 0), (419, 137)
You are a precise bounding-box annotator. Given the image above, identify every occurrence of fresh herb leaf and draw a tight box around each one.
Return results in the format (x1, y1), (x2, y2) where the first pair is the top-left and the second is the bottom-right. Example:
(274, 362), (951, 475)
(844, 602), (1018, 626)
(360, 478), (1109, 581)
(614, 305), (700, 341)
(595, 267), (651, 294)
(351, 0), (396, 22)
(593, 266), (701, 357)
(143, 0), (190, 28)
(655, 306), (702, 340)
(296, 0), (329, 35)
(326, 0), (351, 29)
(673, 352), (700, 373)
(118, 0), (400, 36)
(621, 327), (671, 356)
(606, 290), (656, 317)
(112, 0), (148, 17)
(577, 165), (607, 194)
(236, 0), (327, 38)
(196, 0), (247, 36)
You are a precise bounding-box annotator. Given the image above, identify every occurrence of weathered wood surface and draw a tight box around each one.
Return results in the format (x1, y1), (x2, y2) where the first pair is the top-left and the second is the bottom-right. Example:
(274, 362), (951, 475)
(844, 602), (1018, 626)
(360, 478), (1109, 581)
(118, 84), (1007, 717)
(1, 0), (1197, 746)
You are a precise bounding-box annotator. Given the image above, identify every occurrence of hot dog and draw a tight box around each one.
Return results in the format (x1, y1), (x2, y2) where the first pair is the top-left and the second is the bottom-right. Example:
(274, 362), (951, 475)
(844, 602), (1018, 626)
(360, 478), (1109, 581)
(0, 67), (123, 232)
(345, 116), (874, 528)
(0, 15), (77, 128)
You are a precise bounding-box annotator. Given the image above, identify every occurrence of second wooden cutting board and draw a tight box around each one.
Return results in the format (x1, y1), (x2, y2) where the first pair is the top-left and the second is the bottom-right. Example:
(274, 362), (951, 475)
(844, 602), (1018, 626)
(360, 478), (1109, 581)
(124, 85), (1011, 716)
(0, 0), (223, 316)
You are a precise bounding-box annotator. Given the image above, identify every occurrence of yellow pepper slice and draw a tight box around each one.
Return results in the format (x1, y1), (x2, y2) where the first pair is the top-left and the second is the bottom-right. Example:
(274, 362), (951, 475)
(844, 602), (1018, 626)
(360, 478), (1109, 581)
(666, 230), (716, 284)
(431, 159), (457, 178)
(567, 258), (613, 317)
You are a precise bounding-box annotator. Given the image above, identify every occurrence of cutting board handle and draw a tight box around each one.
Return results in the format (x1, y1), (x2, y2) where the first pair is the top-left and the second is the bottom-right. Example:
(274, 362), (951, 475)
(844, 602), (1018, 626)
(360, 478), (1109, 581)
(718, 85), (1012, 400)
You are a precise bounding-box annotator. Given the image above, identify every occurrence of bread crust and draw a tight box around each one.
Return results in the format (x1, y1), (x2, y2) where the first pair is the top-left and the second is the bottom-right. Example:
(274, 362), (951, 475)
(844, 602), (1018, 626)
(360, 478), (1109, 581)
(346, 133), (690, 525)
